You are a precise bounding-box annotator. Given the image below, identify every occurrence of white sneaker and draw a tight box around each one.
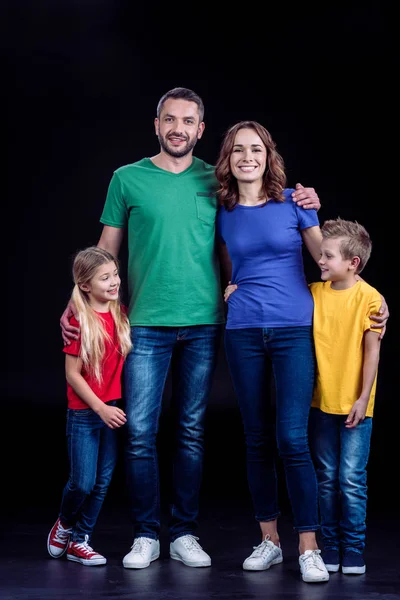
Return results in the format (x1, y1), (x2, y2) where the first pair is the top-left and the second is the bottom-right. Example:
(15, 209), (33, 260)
(123, 537), (160, 569)
(170, 535), (211, 567)
(242, 536), (283, 571)
(299, 549), (330, 583)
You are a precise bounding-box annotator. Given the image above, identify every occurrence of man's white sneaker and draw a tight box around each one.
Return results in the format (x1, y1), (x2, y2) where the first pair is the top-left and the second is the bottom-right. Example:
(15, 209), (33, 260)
(299, 549), (330, 583)
(122, 537), (160, 569)
(242, 536), (283, 571)
(170, 535), (211, 567)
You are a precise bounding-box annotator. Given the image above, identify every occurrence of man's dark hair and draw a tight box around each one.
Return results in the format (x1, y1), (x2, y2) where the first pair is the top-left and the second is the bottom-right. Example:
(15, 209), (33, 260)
(156, 87), (205, 122)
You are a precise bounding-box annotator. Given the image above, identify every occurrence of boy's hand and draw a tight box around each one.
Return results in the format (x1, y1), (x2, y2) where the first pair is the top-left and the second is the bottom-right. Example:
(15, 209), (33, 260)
(345, 399), (368, 428)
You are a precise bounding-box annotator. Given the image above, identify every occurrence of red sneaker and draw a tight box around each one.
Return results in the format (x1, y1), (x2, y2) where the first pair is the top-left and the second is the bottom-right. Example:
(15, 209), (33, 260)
(67, 535), (107, 566)
(47, 517), (73, 558)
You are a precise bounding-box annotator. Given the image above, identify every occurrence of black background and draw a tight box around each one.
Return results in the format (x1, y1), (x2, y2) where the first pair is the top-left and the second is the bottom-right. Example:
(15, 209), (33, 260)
(4, 1), (397, 521)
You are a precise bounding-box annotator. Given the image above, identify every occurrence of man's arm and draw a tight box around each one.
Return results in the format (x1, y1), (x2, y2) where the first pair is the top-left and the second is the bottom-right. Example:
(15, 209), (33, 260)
(60, 225), (125, 344)
(345, 330), (381, 428)
(97, 225), (125, 257)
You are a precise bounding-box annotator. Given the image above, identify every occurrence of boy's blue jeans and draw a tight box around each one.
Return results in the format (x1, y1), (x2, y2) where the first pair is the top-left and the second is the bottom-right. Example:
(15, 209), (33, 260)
(224, 326), (319, 532)
(309, 407), (372, 553)
(60, 402), (119, 543)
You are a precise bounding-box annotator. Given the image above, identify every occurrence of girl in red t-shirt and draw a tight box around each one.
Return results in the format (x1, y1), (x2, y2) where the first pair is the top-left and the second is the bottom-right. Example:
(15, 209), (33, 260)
(47, 246), (132, 566)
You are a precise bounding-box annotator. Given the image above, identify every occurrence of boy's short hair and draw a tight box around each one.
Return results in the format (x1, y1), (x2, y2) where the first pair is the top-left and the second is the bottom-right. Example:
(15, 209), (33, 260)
(321, 217), (372, 273)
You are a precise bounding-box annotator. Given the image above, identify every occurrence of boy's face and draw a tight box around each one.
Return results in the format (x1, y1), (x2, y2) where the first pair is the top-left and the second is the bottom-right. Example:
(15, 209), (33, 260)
(318, 237), (354, 282)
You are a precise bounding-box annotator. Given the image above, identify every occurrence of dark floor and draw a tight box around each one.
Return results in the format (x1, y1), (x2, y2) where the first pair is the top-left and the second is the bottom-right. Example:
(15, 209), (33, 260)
(2, 499), (400, 600)
(2, 402), (400, 599)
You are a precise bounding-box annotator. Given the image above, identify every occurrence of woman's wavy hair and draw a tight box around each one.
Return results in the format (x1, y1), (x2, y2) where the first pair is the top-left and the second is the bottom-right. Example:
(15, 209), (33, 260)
(71, 246), (132, 384)
(215, 121), (287, 210)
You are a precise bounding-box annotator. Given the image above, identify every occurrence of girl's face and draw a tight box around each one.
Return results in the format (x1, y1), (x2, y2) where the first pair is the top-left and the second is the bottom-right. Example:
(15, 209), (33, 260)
(230, 128), (267, 185)
(81, 261), (120, 309)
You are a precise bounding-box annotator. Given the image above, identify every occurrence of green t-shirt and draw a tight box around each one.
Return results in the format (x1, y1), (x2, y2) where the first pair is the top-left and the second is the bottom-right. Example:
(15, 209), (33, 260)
(100, 157), (225, 326)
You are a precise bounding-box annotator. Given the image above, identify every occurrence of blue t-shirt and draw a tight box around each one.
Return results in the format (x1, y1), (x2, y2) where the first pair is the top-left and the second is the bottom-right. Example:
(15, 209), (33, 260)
(217, 188), (319, 329)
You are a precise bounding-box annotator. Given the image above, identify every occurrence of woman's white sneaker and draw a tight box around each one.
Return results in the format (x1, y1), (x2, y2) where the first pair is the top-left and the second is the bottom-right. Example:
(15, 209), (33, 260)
(299, 549), (330, 582)
(243, 536), (283, 571)
(170, 535), (211, 567)
(123, 537), (160, 569)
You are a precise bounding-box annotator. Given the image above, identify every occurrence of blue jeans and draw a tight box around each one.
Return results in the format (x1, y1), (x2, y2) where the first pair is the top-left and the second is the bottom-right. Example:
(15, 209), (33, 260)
(59, 402), (119, 543)
(123, 325), (221, 542)
(224, 326), (319, 532)
(309, 407), (372, 553)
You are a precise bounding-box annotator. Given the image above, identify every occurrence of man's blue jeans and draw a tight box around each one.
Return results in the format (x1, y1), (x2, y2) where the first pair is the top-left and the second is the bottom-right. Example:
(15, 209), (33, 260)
(123, 325), (221, 542)
(59, 402), (119, 543)
(309, 407), (372, 553)
(224, 326), (319, 532)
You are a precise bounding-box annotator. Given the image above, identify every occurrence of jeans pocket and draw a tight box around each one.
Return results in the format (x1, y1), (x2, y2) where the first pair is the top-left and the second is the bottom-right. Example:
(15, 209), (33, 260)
(195, 192), (217, 225)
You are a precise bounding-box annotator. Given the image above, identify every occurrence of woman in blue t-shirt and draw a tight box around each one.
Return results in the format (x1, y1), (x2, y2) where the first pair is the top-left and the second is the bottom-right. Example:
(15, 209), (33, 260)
(215, 121), (387, 584)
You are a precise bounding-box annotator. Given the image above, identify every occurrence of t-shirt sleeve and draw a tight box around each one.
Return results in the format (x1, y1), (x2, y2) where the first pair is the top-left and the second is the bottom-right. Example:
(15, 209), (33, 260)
(364, 290), (383, 333)
(295, 204), (320, 230)
(62, 315), (81, 357)
(99, 171), (128, 228)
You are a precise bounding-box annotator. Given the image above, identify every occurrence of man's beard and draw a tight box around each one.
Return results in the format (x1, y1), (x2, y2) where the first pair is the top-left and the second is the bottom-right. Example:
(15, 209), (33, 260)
(158, 132), (198, 158)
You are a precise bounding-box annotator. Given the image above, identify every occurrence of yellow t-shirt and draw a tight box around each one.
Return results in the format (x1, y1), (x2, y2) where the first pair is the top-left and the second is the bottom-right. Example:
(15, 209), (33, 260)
(310, 280), (381, 417)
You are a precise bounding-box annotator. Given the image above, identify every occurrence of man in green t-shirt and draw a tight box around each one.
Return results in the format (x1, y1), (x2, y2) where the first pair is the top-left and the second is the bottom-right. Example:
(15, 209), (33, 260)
(60, 87), (321, 570)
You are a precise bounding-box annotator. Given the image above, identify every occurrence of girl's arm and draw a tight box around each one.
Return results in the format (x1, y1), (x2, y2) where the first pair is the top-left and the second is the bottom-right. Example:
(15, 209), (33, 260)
(65, 354), (126, 429)
(345, 330), (381, 428)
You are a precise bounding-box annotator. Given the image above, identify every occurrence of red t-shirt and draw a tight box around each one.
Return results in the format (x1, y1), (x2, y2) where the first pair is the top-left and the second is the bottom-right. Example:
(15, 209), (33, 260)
(63, 311), (125, 409)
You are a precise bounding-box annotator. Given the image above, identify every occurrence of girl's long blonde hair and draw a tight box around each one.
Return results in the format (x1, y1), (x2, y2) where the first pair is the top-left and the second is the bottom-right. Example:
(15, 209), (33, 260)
(70, 246), (132, 384)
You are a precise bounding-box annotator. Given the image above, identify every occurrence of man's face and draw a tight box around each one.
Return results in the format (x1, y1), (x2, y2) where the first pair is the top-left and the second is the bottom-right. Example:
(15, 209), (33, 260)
(155, 98), (205, 158)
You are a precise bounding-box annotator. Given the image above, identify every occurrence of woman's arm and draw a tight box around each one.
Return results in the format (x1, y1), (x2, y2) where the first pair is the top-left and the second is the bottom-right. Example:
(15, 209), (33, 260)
(301, 225), (323, 265)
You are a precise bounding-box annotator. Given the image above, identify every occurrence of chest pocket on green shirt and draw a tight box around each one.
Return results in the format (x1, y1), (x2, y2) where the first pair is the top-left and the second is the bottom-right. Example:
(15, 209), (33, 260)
(195, 192), (217, 225)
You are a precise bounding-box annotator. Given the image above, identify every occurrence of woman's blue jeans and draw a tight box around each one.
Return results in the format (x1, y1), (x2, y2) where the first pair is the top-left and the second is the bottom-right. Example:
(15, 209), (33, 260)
(59, 402), (119, 543)
(123, 325), (221, 542)
(309, 407), (372, 553)
(224, 326), (319, 532)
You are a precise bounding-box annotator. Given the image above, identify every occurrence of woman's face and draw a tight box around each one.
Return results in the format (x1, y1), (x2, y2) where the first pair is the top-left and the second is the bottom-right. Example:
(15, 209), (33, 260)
(229, 128), (267, 184)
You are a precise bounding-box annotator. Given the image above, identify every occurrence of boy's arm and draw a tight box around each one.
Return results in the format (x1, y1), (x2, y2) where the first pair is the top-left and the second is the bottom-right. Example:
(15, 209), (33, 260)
(65, 354), (126, 429)
(345, 330), (381, 428)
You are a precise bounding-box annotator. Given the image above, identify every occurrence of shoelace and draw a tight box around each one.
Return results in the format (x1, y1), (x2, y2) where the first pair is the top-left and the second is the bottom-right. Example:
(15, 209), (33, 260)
(132, 537), (153, 557)
(53, 521), (72, 544)
(179, 535), (203, 554)
(73, 535), (96, 556)
(302, 549), (325, 571)
(250, 536), (276, 559)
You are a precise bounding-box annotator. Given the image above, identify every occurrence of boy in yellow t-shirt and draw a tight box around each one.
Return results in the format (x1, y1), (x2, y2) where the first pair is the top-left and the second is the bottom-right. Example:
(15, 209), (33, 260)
(308, 218), (382, 577)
